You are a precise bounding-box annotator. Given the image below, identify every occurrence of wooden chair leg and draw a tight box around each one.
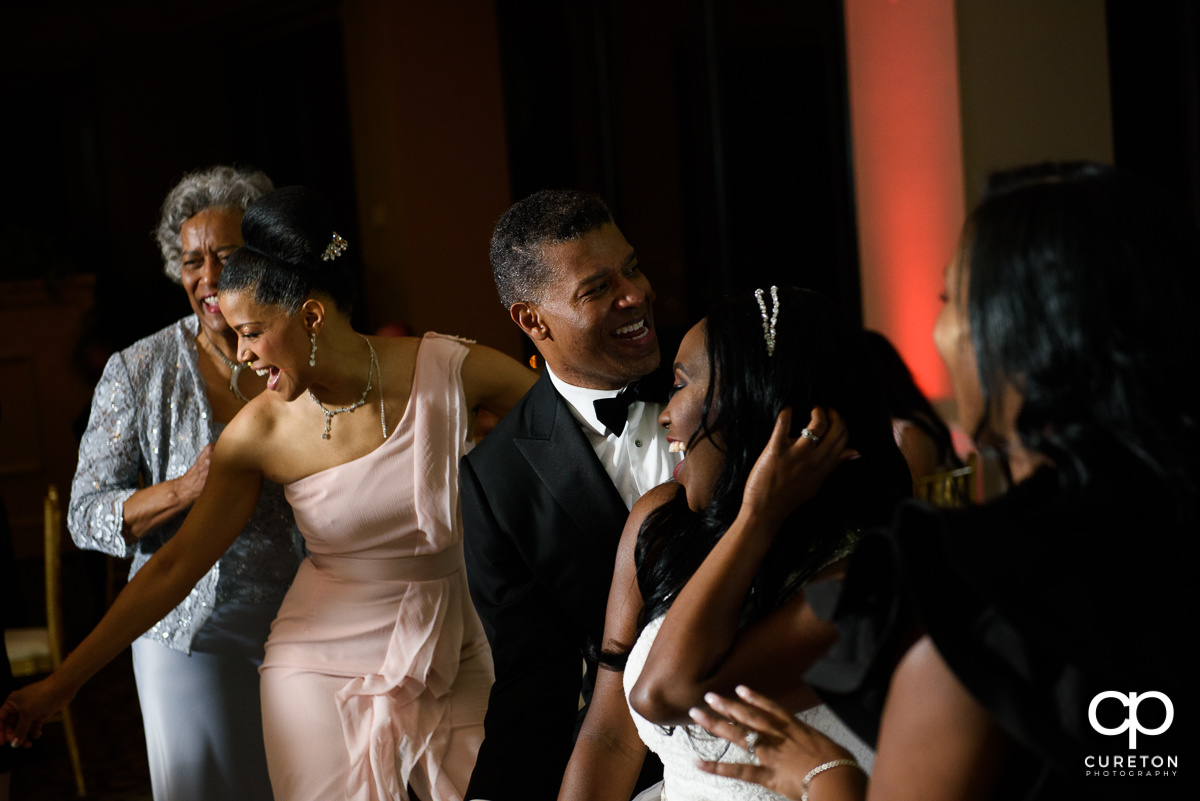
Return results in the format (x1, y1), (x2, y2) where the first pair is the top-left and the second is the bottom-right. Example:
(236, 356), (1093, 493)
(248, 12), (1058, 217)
(60, 701), (87, 797)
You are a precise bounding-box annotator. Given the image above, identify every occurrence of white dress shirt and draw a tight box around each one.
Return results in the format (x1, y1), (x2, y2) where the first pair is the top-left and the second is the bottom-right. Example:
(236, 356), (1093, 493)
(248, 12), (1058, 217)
(546, 364), (681, 510)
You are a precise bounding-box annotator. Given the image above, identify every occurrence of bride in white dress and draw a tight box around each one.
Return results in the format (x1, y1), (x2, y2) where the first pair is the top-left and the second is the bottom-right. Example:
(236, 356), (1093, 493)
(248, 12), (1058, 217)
(558, 288), (911, 800)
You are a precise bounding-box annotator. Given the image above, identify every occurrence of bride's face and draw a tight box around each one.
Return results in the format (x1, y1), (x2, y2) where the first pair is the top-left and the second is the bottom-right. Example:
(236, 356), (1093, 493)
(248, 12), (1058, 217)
(659, 321), (724, 512)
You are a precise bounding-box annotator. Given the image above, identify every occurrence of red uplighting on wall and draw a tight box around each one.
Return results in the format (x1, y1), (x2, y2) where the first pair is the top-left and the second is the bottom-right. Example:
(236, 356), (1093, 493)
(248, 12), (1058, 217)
(843, 0), (965, 401)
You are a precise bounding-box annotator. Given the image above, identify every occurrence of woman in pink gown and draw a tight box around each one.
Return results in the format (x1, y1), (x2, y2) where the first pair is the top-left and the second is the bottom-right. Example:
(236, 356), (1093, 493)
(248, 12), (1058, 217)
(1, 187), (536, 801)
(263, 331), (493, 800)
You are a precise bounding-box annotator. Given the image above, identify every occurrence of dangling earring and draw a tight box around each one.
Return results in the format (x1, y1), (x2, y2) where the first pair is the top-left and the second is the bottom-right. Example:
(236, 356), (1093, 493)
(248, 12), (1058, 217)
(309, 332), (318, 367)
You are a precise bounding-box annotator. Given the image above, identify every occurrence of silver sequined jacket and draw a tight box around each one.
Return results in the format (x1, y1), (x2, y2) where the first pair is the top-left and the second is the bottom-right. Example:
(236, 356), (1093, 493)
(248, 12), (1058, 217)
(69, 316), (304, 653)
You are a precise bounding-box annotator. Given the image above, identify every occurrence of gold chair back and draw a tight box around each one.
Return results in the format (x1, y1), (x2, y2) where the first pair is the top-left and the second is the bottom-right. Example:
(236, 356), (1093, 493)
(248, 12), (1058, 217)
(3, 485), (87, 796)
(913, 452), (977, 508)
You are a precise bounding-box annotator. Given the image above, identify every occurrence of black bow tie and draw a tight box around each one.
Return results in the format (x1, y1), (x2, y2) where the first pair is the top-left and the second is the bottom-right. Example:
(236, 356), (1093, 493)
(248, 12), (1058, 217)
(593, 371), (669, 436)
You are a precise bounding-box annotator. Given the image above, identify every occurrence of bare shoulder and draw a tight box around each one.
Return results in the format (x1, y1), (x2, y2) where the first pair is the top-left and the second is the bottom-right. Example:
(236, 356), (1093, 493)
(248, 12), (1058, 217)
(887, 636), (994, 735)
(364, 335), (421, 407)
(617, 482), (679, 556)
(216, 394), (287, 472)
(619, 483), (678, 578)
(369, 334), (421, 374)
(602, 484), (678, 651)
(872, 635), (1009, 799)
(626, 482), (678, 533)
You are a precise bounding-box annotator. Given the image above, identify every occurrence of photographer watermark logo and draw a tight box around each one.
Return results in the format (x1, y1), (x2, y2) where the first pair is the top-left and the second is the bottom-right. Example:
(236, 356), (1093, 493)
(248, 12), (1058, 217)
(1088, 691), (1174, 749)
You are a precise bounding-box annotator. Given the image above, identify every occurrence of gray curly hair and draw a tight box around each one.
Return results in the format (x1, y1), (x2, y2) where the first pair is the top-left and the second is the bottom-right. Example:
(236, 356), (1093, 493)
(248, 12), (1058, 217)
(155, 165), (274, 283)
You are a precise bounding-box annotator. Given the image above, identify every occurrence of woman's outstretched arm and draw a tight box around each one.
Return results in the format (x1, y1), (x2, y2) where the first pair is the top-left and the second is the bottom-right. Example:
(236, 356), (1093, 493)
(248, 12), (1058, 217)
(557, 483), (676, 801)
(630, 408), (853, 724)
(1, 419), (265, 746)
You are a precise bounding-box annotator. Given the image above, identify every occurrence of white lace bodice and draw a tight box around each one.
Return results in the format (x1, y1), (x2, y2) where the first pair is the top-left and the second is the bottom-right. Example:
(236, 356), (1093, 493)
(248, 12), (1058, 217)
(624, 616), (873, 801)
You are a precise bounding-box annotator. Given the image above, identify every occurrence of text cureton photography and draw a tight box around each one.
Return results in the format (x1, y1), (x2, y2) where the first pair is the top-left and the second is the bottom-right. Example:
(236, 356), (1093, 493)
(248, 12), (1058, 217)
(1084, 691), (1179, 781)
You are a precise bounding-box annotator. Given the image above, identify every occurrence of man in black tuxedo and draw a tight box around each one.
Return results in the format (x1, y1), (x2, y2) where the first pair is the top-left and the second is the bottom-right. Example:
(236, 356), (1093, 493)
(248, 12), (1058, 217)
(462, 190), (678, 800)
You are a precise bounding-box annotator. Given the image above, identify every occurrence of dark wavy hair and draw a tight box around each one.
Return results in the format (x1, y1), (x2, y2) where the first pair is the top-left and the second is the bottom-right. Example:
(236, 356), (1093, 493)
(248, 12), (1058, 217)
(219, 186), (355, 315)
(633, 288), (912, 632)
(962, 162), (1200, 518)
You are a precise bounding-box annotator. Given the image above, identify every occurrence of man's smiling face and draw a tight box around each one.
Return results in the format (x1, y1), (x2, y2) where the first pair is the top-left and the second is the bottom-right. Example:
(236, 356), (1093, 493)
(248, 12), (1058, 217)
(521, 223), (660, 390)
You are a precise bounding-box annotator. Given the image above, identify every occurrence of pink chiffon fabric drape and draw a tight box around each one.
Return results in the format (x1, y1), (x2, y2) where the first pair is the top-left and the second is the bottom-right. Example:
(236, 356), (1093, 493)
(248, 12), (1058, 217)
(261, 333), (491, 801)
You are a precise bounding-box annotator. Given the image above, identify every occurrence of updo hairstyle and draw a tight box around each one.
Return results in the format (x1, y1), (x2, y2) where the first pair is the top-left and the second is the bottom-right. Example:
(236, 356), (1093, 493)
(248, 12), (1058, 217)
(219, 186), (355, 315)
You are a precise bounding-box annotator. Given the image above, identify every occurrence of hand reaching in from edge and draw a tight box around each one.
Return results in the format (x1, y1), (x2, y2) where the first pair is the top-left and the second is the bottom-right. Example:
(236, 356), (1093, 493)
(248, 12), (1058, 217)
(742, 407), (855, 528)
(690, 686), (865, 801)
(1, 677), (72, 749)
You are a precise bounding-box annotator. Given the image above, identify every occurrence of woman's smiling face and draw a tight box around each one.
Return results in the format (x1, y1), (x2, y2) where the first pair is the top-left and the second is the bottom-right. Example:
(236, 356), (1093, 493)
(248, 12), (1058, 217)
(180, 206), (244, 338)
(659, 320), (725, 512)
(221, 289), (311, 401)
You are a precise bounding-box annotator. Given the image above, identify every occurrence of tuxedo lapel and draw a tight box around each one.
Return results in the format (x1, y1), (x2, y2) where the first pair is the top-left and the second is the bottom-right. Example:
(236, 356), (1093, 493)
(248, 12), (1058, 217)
(514, 373), (629, 540)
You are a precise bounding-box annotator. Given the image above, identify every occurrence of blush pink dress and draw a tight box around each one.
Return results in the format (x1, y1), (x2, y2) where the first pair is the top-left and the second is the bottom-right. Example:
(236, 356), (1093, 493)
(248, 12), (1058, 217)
(260, 333), (492, 801)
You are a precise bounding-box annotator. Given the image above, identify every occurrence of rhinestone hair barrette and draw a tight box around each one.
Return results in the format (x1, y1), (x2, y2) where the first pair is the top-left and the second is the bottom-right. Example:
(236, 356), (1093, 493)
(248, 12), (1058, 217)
(754, 285), (780, 357)
(322, 232), (348, 262)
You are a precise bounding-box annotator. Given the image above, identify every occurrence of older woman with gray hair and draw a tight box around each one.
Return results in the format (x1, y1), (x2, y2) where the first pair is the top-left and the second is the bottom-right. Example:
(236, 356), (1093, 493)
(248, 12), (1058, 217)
(68, 166), (303, 801)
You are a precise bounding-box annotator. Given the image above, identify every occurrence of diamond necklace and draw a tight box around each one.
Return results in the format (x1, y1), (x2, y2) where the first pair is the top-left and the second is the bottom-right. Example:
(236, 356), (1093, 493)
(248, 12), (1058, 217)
(307, 337), (383, 440)
(376, 340), (388, 440)
(202, 332), (250, 403)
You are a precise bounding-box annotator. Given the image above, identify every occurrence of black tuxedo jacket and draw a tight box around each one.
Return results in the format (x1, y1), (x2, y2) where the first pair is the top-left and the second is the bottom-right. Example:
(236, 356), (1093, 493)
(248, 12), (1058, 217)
(462, 370), (646, 800)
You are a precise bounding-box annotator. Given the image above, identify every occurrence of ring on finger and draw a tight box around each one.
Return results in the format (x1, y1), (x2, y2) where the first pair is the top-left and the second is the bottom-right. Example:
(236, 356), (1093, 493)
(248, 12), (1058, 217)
(800, 428), (821, 443)
(744, 729), (760, 756)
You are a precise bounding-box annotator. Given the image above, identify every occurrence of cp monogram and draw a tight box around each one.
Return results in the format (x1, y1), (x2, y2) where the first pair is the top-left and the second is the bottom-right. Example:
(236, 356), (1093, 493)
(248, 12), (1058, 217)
(1088, 691), (1174, 749)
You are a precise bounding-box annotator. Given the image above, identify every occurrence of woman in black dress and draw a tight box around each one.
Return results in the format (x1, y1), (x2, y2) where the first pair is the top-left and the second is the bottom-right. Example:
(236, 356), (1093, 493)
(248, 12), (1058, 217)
(689, 162), (1197, 801)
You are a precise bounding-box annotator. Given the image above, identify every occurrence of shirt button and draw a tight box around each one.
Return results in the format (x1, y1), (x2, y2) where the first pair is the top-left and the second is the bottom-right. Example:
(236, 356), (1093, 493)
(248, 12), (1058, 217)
(635, 440), (643, 448)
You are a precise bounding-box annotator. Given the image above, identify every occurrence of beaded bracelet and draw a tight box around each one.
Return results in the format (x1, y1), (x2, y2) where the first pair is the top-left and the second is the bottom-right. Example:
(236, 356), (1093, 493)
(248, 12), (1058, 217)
(800, 758), (862, 801)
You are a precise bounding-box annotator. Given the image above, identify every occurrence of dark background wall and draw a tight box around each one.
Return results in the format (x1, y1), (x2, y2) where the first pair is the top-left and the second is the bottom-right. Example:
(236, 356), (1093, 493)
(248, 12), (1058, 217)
(1, 0), (362, 348)
(5, 0), (1194, 363)
(1108, 0), (1200, 229)
(1, 0), (859, 354)
(494, 0), (860, 345)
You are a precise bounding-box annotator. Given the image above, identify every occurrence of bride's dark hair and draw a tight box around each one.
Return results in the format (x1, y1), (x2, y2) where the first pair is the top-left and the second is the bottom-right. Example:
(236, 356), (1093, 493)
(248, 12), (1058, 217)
(631, 288), (911, 638)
